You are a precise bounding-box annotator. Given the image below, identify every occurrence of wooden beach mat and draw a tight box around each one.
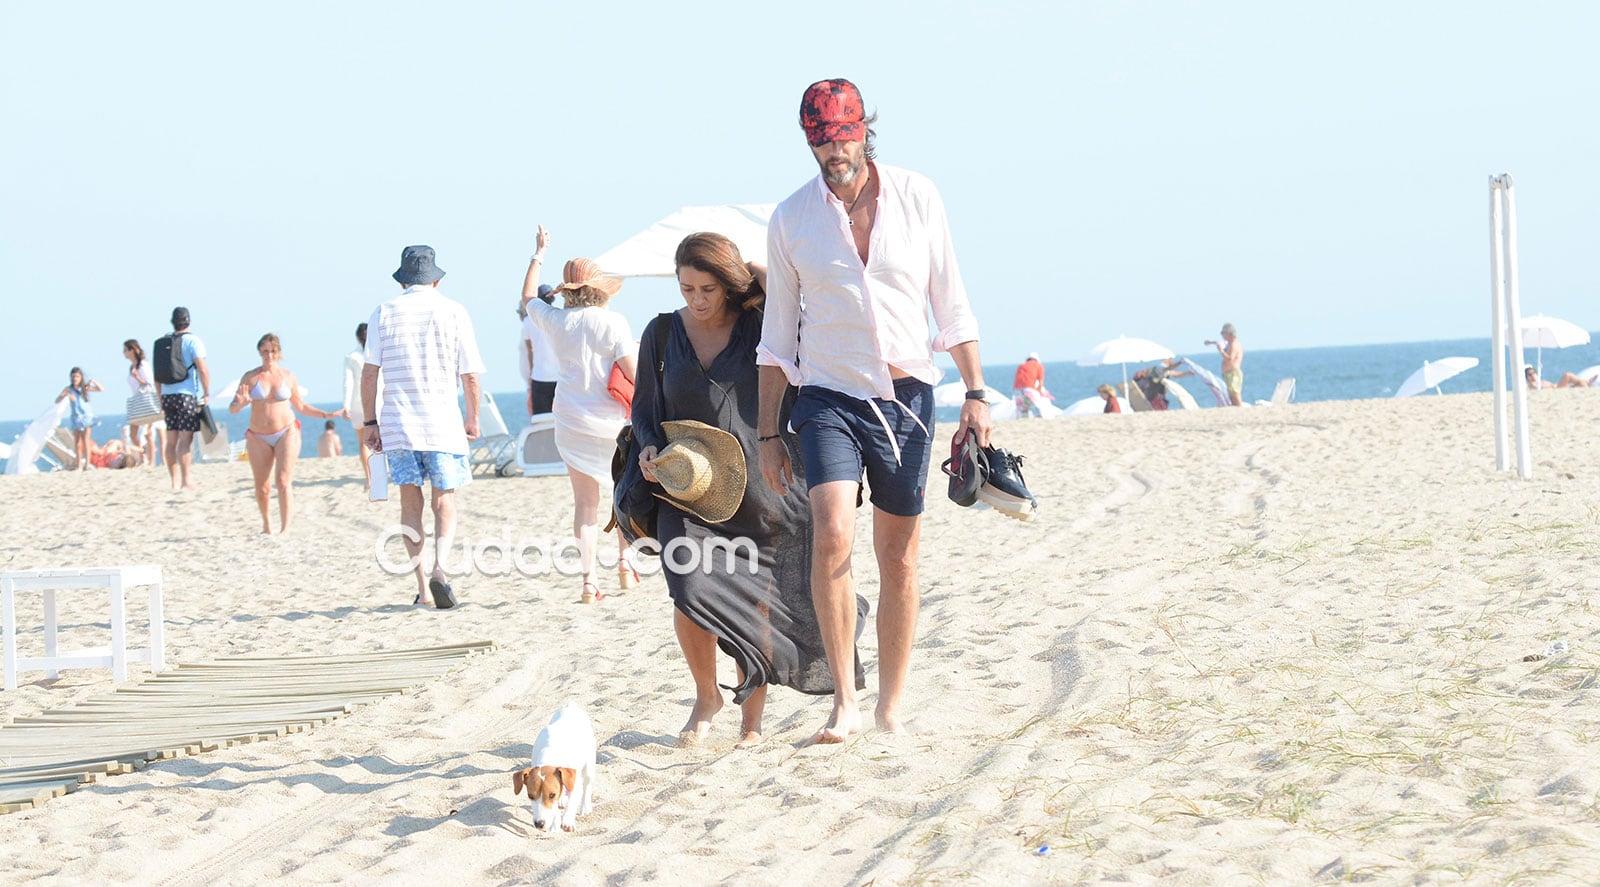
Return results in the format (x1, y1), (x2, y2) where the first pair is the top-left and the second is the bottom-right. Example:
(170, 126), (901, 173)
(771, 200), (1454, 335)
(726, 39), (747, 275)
(0, 641), (493, 814)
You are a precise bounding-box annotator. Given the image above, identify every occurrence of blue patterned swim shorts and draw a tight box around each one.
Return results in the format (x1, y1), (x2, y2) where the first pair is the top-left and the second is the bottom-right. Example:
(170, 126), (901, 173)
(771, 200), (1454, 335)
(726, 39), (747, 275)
(385, 449), (472, 490)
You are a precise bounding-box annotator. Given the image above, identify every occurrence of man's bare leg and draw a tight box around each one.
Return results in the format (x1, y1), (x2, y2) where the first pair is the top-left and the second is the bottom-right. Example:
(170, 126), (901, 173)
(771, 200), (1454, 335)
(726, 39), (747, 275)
(176, 430), (197, 490)
(673, 608), (723, 746)
(809, 480), (861, 743)
(399, 484), (429, 603)
(430, 487), (457, 590)
(872, 508), (922, 733)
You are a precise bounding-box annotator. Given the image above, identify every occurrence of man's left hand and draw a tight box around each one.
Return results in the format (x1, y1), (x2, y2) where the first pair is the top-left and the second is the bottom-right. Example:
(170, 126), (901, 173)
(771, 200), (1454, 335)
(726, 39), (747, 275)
(958, 399), (992, 448)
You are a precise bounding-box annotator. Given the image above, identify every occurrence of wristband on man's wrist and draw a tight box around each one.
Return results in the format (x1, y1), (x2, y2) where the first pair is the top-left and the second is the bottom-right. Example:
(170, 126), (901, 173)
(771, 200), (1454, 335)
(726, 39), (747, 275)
(964, 389), (988, 402)
(758, 433), (781, 442)
(364, 419), (378, 427)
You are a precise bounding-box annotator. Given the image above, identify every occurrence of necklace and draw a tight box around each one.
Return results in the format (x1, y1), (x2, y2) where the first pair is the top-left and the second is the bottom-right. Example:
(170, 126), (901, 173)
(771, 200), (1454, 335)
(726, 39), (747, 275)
(844, 173), (873, 226)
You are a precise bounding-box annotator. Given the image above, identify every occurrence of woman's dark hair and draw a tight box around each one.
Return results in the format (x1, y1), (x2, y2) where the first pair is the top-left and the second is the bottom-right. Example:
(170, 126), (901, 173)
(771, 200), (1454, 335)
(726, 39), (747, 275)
(355, 322), (367, 347)
(124, 339), (144, 366)
(674, 232), (764, 311)
(69, 366), (89, 401)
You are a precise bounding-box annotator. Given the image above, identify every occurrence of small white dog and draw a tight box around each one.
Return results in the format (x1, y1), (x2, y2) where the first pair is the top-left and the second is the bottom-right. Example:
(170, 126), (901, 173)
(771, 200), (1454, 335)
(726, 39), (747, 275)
(511, 704), (596, 833)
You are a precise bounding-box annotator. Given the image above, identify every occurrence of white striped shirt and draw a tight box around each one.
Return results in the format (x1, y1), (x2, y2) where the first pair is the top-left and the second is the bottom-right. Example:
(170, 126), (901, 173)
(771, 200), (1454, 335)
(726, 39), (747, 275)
(365, 286), (486, 455)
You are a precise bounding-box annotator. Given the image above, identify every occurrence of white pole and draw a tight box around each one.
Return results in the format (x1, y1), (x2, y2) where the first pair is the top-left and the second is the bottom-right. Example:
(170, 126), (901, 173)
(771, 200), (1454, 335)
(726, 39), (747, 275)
(1489, 177), (1509, 472)
(1502, 176), (1533, 480)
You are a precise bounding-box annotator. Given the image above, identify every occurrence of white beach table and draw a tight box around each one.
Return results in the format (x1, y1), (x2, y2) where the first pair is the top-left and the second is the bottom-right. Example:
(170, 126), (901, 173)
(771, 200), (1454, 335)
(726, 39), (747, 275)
(2, 566), (165, 690)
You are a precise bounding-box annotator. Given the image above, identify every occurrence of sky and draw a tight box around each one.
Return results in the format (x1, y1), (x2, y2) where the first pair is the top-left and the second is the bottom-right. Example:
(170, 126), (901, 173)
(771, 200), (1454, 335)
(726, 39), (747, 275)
(3, 1), (1597, 421)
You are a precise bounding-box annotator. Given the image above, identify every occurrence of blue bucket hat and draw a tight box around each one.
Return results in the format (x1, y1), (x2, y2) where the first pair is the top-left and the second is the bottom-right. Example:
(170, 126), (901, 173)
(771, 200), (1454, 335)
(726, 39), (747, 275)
(393, 245), (446, 285)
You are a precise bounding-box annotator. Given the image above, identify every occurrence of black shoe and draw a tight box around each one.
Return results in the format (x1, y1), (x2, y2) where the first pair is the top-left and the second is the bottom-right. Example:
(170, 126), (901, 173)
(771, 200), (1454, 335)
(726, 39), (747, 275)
(428, 578), (457, 610)
(941, 433), (986, 507)
(977, 446), (1037, 521)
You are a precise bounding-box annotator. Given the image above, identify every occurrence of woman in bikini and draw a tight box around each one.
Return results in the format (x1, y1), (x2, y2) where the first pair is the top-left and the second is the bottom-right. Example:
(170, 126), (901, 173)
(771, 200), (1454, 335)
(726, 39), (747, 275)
(229, 333), (344, 534)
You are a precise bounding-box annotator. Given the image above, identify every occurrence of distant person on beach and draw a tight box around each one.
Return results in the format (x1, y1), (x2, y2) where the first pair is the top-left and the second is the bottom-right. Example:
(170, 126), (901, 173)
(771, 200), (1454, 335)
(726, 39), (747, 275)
(1205, 323), (1243, 406)
(124, 339), (161, 466)
(87, 437), (142, 470)
(342, 323), (374, 489)
(154, 307), (210, 490)
(1132, 364), (1170, 411)
(757, 78), (991, 742)
(317, 419), (342, 457)
(229, 333), (345, 534)
(56, 367), (103, 471)
(521, 228), (638, 602)
(634, 231), (864, 748)
(1012, 352), (1049, 418)
(1525, 364), (1591, 390)
(363, 245), (485, 609)
(523, 283), (560, 415)
(1098, 383), (1122, 413)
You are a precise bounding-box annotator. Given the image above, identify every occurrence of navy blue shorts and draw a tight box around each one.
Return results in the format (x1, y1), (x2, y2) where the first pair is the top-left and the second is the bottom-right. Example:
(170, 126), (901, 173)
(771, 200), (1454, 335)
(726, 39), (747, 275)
(791, 379), (934, 517)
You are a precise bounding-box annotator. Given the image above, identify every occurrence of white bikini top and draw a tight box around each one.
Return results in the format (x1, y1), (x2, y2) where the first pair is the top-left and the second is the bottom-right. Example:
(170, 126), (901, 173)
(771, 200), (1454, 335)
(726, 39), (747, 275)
(250, 379), (293, 402)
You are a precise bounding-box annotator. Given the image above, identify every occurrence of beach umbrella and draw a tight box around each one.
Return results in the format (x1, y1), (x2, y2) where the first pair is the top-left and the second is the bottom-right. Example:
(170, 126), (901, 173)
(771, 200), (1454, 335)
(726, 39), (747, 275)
(1393, 357), (1479, 398)
(595, 204), (775, 278)
(1063, 395), (1107, 416)
(1077, 336), (1174, 404)
(1575, 365), (1600, 385)
(931, 382), (1018, 421)
(1519, 315), (1590, 378)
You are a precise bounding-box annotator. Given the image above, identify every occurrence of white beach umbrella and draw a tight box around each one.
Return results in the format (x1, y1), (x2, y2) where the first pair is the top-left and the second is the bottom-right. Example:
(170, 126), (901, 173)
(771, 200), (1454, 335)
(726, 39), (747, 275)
(1393, 357), (1479, 398)
(1575, 364), (1600, 385)
(1519, 315), (1590, 378)
(595, 204), (774, 278)
(1062, 395), (1107, 416)
(1077, 336), (1175, 404)
(932, 382), (1010, 408)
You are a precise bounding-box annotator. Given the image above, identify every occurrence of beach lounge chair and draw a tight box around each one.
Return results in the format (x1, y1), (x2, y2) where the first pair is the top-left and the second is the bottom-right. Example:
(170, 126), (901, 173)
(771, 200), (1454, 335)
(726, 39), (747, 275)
(514, 414), (567, 477)
(42, 429), (79, 471)
(467, 392), (518, 477)
(1269, 378), (1296, 406)
(1116, 381), (1154, 412)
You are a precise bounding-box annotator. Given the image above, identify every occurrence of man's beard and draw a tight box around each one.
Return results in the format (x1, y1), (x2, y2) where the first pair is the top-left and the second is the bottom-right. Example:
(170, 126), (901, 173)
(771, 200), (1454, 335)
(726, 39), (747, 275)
(820, 150), (865, 186)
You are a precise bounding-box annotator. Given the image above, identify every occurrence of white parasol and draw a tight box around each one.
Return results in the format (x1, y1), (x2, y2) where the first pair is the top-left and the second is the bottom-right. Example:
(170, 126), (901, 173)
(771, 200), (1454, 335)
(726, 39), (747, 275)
(1394, 357), (1479, 398)
(1078, 336), (1175, 404)
(1519, 315), (1590, 379)
(595, 204), (775, 278)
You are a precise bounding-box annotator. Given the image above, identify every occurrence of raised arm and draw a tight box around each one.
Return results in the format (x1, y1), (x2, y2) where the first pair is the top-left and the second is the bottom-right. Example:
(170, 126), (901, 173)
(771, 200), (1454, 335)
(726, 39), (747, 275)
(521, 224), (550, 304)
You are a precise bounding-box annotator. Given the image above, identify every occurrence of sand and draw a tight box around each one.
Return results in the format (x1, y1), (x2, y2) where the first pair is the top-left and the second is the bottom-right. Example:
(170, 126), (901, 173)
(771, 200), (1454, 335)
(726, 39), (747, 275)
(3, 391), (1600, 884)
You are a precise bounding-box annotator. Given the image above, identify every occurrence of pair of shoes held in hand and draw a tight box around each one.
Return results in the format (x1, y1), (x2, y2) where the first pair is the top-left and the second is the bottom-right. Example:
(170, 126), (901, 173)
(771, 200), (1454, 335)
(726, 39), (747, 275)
(942, 432), (1038, 521)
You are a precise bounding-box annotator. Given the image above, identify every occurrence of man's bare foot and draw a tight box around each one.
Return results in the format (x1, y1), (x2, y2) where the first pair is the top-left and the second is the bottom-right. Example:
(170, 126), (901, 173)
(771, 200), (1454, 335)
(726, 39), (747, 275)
(813, 701), (861, 745)
(182, 482), (198, 491)
(677, 696), (722, 747)
(734, 731), (764, 749)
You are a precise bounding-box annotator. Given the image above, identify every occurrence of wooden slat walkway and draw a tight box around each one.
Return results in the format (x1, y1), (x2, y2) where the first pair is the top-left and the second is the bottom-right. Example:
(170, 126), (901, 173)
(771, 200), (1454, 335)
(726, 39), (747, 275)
(0, 641), (494, 813)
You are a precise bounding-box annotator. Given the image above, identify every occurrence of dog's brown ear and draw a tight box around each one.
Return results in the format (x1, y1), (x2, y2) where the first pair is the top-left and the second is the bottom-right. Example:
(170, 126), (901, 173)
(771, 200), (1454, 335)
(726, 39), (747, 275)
(557, 767), (576, 793)
(512, 768), (530, 796)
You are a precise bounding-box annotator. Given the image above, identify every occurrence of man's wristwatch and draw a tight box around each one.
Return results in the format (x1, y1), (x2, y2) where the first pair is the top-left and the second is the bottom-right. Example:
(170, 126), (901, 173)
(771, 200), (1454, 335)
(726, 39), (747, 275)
(964, 389), (988, 402)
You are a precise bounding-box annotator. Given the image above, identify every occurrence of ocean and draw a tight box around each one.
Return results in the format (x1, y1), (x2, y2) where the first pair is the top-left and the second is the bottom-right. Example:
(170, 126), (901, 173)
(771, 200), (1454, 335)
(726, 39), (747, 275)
(5, 335), (1597, 470)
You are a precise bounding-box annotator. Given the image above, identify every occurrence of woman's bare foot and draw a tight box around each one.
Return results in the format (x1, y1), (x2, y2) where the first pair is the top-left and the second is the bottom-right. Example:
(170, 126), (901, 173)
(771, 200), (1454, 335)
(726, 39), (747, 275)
(677, 695), (722, 747)
(875, 705), (906, 735)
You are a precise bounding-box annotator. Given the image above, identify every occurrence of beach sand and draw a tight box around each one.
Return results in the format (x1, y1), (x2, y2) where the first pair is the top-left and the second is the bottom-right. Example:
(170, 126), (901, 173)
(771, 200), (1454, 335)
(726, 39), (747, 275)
(3, 392), (1600, 884)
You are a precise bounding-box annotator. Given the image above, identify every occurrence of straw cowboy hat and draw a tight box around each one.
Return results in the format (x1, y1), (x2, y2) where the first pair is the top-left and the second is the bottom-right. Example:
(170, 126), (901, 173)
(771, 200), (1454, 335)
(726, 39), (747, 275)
(652, 420), (746, 524)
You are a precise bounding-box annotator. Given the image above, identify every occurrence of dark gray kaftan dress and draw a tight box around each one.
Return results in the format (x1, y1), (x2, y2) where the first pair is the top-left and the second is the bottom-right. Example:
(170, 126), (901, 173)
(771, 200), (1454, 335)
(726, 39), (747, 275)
(632, 308), (866, 703)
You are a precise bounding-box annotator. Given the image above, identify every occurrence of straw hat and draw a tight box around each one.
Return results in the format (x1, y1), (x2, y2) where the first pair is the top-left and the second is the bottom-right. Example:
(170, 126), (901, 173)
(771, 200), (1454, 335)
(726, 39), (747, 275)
(652, 420), (746, 524)
(550, 257), (622, 300)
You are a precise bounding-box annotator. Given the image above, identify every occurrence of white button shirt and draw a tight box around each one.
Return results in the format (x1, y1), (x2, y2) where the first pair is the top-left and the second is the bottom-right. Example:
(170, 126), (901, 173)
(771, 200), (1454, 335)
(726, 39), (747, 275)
(758, 162), (980, 402)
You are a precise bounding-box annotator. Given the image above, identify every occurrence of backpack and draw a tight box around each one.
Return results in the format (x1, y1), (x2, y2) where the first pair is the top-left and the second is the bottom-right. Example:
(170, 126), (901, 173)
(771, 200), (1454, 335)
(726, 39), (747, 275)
(152, 332), (191, 385)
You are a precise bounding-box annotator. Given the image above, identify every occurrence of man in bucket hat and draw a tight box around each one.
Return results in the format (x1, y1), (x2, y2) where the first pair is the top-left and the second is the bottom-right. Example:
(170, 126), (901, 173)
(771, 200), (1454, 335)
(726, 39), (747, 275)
(756, 78), (993, 742)
(361, 245), (486, 609)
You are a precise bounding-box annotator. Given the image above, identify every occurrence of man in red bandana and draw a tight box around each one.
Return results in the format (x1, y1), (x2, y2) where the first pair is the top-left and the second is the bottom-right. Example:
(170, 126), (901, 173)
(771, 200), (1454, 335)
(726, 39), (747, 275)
(756, 78), (991, 743)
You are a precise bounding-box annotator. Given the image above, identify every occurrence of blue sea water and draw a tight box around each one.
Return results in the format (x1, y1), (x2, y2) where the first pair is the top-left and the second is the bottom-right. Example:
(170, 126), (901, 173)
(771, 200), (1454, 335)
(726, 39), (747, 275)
(5, 335), (1598, 471)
